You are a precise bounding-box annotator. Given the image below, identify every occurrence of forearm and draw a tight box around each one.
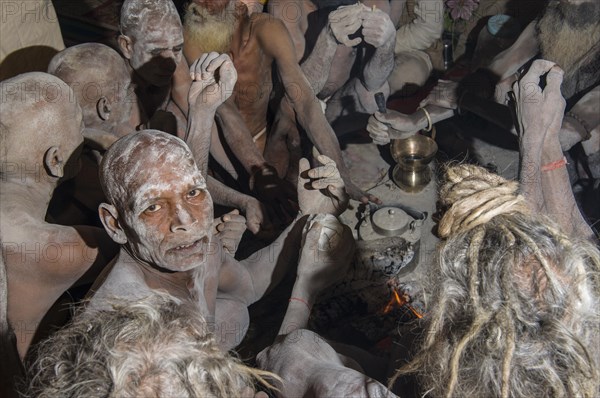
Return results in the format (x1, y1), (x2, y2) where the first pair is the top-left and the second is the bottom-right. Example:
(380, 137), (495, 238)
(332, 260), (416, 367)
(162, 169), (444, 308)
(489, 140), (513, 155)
(243, 215), (308, 302)
(540, 137), (594, 240)
(278, 281), (313, 335)
(300, 27), (339, 94)
(186, 108), (216, 174)
(519, 132), (545, 214)
(207, 176), (252, 209)
(362, 40), (395, 91)
(215, 100), (269, 173)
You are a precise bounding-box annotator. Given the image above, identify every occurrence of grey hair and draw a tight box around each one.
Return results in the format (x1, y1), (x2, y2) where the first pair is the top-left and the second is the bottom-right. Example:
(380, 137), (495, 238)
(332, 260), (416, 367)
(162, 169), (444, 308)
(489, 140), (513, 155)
(392, 164), (600, 398)
(120, 0), (180, 37)
(26, 292), (277, 397)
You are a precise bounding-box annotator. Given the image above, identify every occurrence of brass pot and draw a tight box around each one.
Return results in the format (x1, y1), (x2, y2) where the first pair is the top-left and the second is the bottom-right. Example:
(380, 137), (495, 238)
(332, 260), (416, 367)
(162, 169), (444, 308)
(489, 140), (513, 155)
(391, 134), (438, 193)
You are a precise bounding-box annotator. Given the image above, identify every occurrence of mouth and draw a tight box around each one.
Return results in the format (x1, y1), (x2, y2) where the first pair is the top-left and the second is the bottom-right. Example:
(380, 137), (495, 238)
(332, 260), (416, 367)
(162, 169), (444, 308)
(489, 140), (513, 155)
(166, 236), (209, 256)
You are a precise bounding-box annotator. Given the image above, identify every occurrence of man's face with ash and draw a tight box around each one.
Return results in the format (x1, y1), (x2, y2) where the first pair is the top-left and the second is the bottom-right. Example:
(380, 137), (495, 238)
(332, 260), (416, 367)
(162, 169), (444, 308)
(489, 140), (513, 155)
(124, 12), (184, 87)
(116, 143), (214, 272)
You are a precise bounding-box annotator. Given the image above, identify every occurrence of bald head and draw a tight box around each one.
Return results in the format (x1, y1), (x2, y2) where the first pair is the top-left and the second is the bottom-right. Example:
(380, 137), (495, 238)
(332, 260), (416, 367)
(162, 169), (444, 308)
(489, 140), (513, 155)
(48, 43), (131, 132)
(118, 0), (183, 87)
(100, 130), (195, 208)
(120, 0), (180, 37)
(0, 72), (82, 168)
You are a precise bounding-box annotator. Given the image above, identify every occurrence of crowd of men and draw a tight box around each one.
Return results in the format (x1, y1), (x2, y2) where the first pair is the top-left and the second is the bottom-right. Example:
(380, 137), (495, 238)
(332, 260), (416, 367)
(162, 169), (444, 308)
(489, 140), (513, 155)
(1, 0), (599, 397)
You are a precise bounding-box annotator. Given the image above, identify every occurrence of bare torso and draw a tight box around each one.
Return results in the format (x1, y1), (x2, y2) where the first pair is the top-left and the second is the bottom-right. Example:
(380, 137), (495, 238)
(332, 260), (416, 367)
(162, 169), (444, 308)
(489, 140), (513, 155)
(230, 14), (275, 138)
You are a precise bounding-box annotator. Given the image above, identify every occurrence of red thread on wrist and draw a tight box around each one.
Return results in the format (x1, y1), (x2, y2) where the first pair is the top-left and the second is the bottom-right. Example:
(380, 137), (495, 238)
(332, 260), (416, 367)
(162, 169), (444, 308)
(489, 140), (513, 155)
(541, 157), (568, 172)
(289, 297), (311, 311)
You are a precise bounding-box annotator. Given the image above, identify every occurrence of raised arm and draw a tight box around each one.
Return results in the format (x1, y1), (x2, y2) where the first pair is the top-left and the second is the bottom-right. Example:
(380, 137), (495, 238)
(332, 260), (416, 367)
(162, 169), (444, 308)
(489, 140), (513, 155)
(185, 53), (237, 173)
(515, 60), (594, 239)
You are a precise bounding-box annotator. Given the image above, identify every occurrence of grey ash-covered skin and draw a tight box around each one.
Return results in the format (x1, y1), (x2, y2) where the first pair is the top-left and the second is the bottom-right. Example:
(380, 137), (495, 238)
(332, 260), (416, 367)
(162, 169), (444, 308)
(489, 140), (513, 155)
(87, 130), (354, 351)
(368, 0), (600, 176)
(184, 0), (381, 204)
(117, 0), (273, 234)
(0, 73), (119, 365)
(268, 1), (403, 137)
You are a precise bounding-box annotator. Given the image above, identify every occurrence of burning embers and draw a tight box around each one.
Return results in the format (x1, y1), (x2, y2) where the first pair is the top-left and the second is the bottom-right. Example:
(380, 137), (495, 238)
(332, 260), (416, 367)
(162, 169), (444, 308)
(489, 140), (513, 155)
(381, 288), (423, 319)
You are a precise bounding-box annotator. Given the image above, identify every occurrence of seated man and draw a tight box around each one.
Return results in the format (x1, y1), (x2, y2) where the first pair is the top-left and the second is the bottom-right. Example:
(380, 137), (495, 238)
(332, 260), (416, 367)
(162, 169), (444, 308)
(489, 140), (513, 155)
(26, 293), (275, 397)
(391, 61), (600, 397)
(46, 43), (134, 226)
(183, 0), (380, 203)
(368, 0), (600, 163)
(0, 73), (118, 364)
(87, 129), (353, 350)
(118, 0), (279, 233)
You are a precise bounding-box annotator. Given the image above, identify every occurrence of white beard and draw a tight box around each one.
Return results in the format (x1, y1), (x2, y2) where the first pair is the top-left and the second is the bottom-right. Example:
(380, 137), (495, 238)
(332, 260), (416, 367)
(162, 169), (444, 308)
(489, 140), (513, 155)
(183, 1), (238, 54)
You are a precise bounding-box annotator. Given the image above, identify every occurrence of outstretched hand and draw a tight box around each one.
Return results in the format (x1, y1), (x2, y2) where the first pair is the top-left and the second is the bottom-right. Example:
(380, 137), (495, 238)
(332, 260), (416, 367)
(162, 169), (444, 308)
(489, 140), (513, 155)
(297, 155), (349, 217)
(188, 52), (237, 112)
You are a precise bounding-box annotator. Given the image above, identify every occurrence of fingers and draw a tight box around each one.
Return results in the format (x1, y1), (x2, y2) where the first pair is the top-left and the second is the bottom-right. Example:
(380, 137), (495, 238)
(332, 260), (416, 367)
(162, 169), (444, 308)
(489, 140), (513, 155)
(367, 114), (390, 145)
(189, 52), (233, 82)
(545, 65), (564, 98)
(329, 4), (363, 46)
(297, 157), (311, 189)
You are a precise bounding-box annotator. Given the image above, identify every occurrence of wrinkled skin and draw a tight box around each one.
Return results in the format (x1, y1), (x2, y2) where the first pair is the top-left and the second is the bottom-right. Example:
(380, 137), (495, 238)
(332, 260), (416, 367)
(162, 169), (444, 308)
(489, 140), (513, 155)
(89, 131), (351, 350)
(0, 73), (117, 365)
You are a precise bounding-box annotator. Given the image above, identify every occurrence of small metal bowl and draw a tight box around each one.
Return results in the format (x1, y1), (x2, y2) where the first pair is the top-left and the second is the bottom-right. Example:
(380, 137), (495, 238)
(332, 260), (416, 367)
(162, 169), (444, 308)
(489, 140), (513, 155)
(390, 134), (438, 171)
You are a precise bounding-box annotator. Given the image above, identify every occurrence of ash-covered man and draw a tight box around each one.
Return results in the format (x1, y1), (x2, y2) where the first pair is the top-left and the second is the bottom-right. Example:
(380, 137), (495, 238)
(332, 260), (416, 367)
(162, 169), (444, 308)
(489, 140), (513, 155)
(87, 127), (353, 350)
(1, 73), (119, 398)
(118, 0), (289, 233)
(183, 0), (380, 204)
(369, 0), (600, 181)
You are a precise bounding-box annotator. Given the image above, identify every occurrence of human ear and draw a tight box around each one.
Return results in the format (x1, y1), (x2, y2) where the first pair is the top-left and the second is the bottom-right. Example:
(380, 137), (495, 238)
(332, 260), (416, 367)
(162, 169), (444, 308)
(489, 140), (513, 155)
(97, 97), (111, 121)
(118, 34), (133, 59)
(44, 146), (64, 178)
(99, 203), (128, 244)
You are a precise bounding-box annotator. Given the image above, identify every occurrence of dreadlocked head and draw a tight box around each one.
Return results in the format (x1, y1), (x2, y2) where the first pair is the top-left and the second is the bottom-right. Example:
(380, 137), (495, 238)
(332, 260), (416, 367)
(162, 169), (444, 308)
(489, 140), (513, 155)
(393, 164), (600, 398)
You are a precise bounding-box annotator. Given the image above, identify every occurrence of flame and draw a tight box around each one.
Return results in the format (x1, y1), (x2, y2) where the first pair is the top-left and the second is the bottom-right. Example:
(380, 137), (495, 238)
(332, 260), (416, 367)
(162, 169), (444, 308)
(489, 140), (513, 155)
(382, 288), (423, 319)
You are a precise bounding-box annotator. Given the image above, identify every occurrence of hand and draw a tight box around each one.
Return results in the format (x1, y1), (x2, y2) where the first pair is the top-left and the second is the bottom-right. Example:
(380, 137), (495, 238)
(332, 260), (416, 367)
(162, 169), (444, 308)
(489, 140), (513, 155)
(419, 79), (459, 109)
(241, 197), (272, 235)
(297, 155), (349, 217)
(514, 60), (565, 141)
(250, 164), (298, 223)
(188, 52), (237, 112)
(212, 209), (247, 255)
(328, 3), (364, 47)
(367, 110), (420, 145)
(297, 214), (354, 296)
(360, 7), (395, 48)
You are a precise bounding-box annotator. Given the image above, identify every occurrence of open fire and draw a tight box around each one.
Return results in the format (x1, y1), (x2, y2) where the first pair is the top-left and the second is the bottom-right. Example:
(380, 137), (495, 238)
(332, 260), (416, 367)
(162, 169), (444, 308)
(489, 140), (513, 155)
(381, 288), (423, 319)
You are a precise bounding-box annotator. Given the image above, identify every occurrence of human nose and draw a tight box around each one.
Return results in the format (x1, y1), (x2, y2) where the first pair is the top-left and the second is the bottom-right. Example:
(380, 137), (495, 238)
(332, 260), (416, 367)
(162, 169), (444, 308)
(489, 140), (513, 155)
(170, 204), (197, 232)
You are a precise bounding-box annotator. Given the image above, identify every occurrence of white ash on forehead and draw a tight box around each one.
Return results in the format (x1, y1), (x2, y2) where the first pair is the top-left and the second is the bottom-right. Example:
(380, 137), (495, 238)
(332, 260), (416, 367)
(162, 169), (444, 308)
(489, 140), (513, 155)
(100, 130), (196, 206)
